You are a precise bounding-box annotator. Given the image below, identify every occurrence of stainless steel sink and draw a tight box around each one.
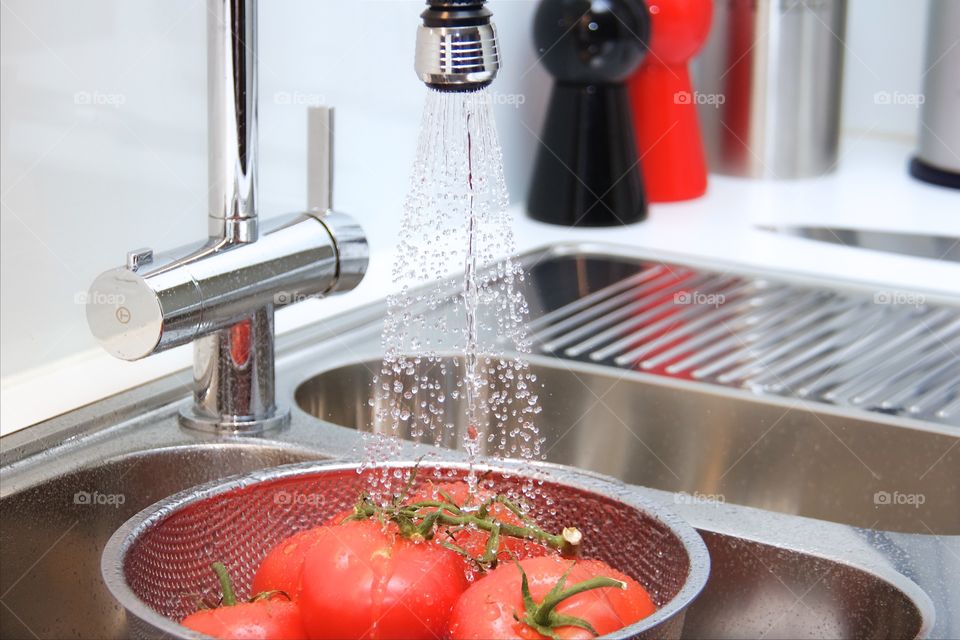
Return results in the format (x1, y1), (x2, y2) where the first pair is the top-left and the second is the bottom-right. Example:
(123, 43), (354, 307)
(296, 357), (959, 535)
(2, 243), (956, 639)
(684, 531), (929, 639)
(686, 531), (926, 638)
(0, 440), (935, 640)
(1, 442), (321, 639)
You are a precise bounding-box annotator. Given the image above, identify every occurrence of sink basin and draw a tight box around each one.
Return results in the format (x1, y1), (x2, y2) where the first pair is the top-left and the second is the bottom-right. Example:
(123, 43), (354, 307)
(296, 357), (959, 535)
(684, 531), (926, 639)
(0, 444), (320, 639)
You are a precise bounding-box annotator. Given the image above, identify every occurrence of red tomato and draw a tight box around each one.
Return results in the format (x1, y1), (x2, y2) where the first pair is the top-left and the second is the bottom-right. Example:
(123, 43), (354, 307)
(251, 527), (327, 598)
(446, 556), (656, 640)
(411, 482), (549, 565)
(299, 519), (468, 640)
(180, 599), (306, 640)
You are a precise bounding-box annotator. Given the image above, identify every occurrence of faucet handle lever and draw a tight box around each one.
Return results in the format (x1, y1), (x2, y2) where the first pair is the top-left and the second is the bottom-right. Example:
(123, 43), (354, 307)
(307, 105), (334, 212)
(126, 248), (154, 271)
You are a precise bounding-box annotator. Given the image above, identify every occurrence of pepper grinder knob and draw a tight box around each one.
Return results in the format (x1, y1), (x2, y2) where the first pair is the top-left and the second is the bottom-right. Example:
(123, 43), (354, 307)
(628, 0), (712, 202)
(527, 0), (651, 227)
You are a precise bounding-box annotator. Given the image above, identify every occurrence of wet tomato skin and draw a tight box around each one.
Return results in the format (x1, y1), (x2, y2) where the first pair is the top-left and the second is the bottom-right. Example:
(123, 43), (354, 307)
(180, 599), (307, 640)
(299, 520), (469, 640)
(251, 527), (328, 598)
(446, 556), (656, 640)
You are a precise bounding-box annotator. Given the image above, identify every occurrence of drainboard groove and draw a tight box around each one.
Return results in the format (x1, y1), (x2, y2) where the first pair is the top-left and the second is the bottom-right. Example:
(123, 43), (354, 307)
(803, 308), (955, 396)
(540, 272), (712, 352)
(612, 280), (767, 366)
(716, 300), (865, 384)
(825, 317), (960, 404)
(748, 311), (889, 393)
(533, 269), (693, 346)
(787, 309), (934, 396)
(853, 342), (960, 406)
(527, 264), (675, 332)
(692, 295), (856, 380)
(550, 273), (728, 355)
(668, 291), (825, 376)
(638, 286), (794, 371)
(593, 277), (754, 363)
(938, 394), (960, 420)
(527, 264), (960, 425)
(886, 361), (960, 415)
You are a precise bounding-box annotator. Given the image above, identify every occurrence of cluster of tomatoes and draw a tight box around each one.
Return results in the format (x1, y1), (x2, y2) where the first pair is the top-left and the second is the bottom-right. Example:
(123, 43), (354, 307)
(180, 480), (656, 639)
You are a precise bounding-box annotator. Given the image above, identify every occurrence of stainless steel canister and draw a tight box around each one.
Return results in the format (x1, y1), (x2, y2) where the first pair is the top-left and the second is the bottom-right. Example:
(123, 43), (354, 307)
(910, 0), (960, 189)
(694, 0), (847, 178)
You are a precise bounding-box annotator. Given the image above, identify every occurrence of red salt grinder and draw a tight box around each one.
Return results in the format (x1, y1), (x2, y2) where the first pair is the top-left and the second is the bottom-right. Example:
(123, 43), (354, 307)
(628, 0), (712, 202)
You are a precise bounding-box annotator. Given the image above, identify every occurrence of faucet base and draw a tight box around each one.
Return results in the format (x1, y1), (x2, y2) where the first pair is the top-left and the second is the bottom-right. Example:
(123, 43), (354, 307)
(178, 404), (291, 435)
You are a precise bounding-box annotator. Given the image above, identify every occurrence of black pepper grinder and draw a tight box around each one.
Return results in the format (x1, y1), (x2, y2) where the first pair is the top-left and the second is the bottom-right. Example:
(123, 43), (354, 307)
(527, 0), (651, 226)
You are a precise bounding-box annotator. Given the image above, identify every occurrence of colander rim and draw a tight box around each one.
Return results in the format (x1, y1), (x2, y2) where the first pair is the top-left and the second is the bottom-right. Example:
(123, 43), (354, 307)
(101, 458), (710, 639)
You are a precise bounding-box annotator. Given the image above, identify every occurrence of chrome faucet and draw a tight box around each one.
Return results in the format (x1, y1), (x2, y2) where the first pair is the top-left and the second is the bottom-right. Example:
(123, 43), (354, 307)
(86, 0), (368, 433)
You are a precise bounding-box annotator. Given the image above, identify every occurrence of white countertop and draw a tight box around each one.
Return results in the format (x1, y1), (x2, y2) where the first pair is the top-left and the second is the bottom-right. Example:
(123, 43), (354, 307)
(2, 135), (958, 435)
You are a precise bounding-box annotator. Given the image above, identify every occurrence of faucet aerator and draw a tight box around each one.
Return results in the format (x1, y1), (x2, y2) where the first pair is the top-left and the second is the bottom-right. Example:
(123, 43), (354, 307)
(415, 0), (500, 92)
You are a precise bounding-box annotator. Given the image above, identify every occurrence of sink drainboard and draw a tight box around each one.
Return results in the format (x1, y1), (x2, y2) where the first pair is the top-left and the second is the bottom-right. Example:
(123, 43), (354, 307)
(526, 260), (960, 426)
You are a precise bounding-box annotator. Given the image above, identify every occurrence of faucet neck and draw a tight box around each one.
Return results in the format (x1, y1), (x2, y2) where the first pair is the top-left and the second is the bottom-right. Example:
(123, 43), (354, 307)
(207, 0), (258, 241)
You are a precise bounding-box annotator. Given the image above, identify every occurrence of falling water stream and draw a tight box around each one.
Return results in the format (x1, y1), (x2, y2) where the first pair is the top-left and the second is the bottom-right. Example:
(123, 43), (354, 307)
(363, 88), (543, 496)
(462, 112), (483, 489)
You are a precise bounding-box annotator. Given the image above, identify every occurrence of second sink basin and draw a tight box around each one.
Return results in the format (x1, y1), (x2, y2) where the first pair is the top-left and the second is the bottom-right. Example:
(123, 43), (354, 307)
(296, 356), (959, 535)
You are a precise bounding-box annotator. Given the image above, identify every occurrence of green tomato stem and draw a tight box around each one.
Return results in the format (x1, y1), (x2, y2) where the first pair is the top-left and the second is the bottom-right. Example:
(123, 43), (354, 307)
(353, 499), (581, 556)
(210, 562), (237, 607)
(533, 576), (626, 625)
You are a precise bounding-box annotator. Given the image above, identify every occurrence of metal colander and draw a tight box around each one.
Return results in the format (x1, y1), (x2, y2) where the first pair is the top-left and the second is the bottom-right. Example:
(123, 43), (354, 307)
(102, 460), (709, 639)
